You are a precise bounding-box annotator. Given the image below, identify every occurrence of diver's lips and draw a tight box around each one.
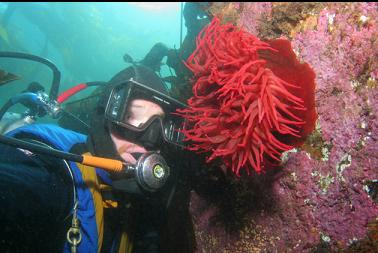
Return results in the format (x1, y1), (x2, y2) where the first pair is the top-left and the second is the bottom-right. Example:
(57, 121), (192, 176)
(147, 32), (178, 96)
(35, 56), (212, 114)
(117, 143), (147, 165)
(120, 152), (146, 165)
(121, 152), (137, 165)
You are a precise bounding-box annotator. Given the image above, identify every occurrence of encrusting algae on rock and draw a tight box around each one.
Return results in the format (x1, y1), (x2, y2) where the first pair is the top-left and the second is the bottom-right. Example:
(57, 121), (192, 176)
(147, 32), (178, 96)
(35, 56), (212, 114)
(188, 2), (378, 252)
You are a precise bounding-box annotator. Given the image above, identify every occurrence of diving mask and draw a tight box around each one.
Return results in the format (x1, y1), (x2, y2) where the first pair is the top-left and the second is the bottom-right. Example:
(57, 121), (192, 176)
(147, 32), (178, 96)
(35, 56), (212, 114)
(104, 78), (188, 148)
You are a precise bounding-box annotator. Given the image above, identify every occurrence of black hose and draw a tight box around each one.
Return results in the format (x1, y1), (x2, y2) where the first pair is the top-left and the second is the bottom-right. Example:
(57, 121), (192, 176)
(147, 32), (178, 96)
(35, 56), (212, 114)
(0, 51), (61, 100)
(0, 99), (13, 122)
(0, 134), (83, 163)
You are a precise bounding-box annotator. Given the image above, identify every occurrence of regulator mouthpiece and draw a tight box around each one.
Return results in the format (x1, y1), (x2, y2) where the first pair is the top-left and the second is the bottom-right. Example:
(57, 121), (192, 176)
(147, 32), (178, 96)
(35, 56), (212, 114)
(126, 151), (170, 192)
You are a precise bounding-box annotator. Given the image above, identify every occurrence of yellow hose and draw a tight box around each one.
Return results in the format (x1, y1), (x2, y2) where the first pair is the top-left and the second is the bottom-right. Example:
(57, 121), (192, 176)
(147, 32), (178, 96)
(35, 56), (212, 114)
(82, 155), (124, 172)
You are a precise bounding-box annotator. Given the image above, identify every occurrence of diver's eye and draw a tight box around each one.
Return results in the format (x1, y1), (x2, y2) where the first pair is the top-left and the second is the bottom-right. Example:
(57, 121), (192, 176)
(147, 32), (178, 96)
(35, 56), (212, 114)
(197, 14), (208, 20)
(125, 114), (143, 127)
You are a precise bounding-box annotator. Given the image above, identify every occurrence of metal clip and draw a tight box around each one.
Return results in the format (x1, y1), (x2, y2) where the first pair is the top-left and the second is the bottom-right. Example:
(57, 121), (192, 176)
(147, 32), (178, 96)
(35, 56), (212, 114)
(67, 202), (82, 253)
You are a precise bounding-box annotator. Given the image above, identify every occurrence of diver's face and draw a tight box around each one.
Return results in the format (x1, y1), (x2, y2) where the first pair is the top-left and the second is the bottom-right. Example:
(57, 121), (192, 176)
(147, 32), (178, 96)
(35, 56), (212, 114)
(110, 99), (164, 164)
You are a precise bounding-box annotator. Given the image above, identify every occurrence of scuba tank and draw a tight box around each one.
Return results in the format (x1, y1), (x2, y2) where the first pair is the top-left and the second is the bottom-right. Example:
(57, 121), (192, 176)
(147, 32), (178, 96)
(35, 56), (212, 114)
(0, 112), (34, 134)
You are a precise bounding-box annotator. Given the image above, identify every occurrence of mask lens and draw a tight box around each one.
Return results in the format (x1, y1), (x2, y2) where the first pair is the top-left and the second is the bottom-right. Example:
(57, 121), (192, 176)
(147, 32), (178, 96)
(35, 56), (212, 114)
(124, 99), (164, 129)
(163, 116), (185, 144)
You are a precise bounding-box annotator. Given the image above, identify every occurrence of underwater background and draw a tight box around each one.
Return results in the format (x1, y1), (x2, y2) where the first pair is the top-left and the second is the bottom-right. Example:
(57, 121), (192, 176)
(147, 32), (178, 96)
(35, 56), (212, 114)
(0, 2), (184, 103)
(0, 2), (377, 253)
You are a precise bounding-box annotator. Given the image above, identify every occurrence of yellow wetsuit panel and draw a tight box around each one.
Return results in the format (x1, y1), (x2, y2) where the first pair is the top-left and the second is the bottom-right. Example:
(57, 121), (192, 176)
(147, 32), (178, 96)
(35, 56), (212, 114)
(76, 157), (104, 253)
(119, 231), (133, 253)
(76, 153), (133, 253)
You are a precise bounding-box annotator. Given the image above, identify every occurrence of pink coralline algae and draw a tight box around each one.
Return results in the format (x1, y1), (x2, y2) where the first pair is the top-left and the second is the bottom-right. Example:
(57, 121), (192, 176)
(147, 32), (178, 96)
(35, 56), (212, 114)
(238, 2), (272, 36)
(179, 17), (317, 176)
(189, 2), (378, 252)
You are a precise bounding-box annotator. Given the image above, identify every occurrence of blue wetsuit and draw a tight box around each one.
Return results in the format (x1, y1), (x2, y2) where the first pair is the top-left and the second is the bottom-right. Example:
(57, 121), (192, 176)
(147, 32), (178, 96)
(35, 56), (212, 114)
(0, 124), (110, 253)
(0, 123), (198, 253)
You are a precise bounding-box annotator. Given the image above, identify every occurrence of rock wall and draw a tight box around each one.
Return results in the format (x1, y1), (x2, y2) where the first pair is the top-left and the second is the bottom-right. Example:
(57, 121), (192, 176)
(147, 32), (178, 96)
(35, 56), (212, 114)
(189, 2), (378, 252)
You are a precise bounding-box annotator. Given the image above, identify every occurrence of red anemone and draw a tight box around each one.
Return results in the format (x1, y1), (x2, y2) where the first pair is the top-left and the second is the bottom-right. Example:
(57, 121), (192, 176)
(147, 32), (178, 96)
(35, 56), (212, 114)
(179, 17), (316, 176)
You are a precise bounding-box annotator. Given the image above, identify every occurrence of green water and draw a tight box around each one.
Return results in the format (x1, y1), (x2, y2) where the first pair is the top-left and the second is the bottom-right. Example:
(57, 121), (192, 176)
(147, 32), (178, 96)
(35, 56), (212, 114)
(0, 2), (185, 102)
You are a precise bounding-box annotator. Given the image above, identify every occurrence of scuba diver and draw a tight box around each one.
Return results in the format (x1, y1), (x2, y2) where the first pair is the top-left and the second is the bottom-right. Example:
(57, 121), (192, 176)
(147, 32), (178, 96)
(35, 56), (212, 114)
(0, 61), (201, 253)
